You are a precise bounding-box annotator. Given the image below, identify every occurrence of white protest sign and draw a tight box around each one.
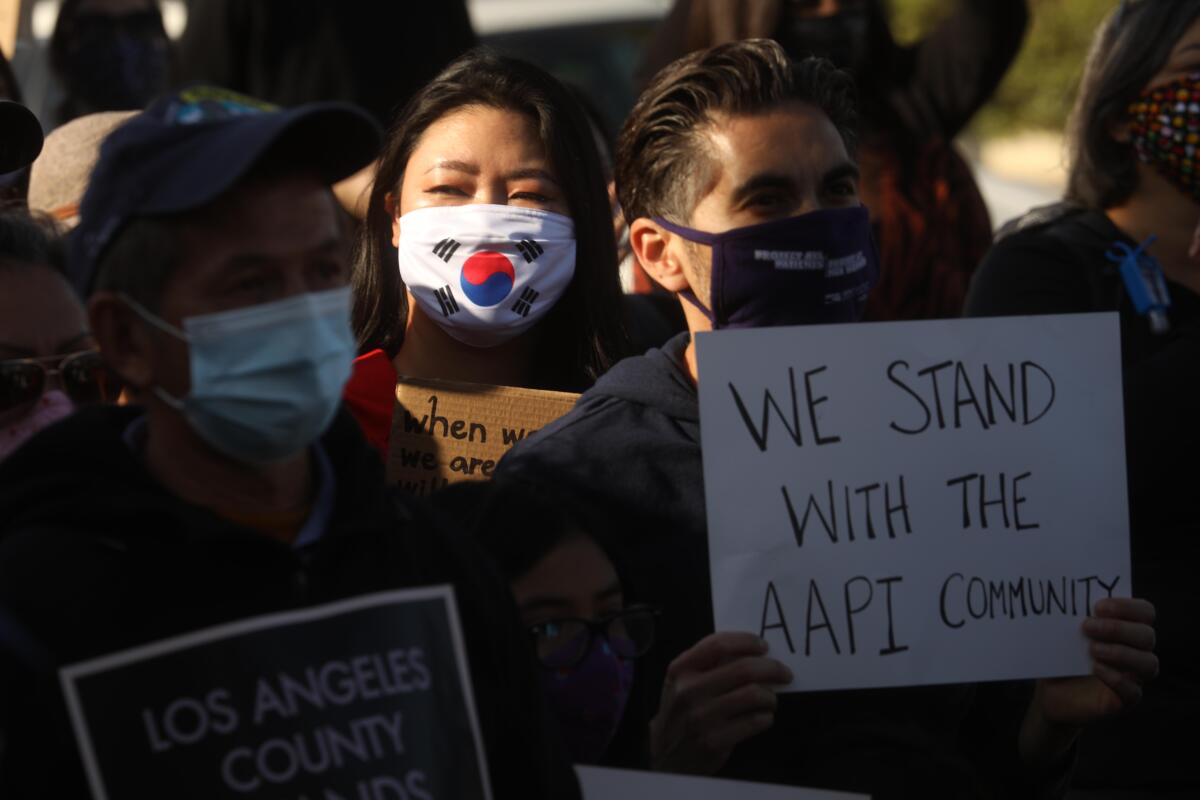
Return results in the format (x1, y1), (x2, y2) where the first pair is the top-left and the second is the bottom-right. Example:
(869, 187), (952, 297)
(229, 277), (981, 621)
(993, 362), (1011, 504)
(60, 587), (491, 800)
(577, 766), (867, 799)
(698, 313), (1130, 693)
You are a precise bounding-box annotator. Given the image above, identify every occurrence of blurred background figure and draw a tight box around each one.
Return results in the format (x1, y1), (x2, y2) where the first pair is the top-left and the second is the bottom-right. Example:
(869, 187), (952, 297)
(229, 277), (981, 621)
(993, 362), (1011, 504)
(48, 0), (170, 124)
(639, 0), (1029, 321)
(176, 0), (476, 127)
(0, 210), (119, 462)
(27, 110), (133, 228)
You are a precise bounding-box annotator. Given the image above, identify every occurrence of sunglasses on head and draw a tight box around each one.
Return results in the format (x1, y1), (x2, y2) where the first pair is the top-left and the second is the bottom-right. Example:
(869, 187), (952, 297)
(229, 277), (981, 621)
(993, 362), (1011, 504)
(0, 351), (122, 415)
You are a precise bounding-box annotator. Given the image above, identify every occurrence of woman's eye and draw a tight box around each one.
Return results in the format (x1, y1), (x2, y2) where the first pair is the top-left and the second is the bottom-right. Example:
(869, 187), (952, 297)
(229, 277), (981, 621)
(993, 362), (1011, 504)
(827, 180), (859, 199)
(533, 622), (562, 639)
(511, 191), (551, 203)
(426, 185), (468, 197)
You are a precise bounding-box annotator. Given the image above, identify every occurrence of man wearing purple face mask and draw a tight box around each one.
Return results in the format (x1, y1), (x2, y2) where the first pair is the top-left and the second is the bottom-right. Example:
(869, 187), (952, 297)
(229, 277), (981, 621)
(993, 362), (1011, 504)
(499, 40), (1159, 797)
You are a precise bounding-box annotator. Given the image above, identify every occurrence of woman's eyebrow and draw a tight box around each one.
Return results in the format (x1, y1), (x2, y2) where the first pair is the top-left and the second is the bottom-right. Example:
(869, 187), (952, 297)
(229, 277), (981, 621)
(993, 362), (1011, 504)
(504, 167), (560, 186)
(425, 159), (480, 176)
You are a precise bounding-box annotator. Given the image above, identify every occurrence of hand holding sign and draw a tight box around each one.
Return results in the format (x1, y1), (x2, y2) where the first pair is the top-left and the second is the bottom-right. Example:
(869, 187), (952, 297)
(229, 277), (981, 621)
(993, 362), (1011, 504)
(1016, 597), (1159, 769)
(698, 314), (1135, 693)
(650, 632), (793, 775)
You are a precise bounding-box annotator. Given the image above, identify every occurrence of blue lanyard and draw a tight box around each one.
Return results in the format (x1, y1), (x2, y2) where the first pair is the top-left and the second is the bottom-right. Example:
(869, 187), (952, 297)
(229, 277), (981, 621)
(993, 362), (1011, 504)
(1106, 236), (1171, 335)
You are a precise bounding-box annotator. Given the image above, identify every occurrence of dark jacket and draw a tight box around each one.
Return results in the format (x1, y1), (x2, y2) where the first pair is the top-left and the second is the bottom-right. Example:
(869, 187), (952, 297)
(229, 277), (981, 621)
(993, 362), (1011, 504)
(499, 333), (1066, 798)
(0, 406), (579, 799)
(967, 205), (1200, 794)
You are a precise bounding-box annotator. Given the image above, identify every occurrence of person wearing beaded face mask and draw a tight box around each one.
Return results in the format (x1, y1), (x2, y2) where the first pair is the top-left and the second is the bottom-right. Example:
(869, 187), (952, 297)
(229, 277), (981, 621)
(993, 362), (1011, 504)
(967, 3), (1200, 795)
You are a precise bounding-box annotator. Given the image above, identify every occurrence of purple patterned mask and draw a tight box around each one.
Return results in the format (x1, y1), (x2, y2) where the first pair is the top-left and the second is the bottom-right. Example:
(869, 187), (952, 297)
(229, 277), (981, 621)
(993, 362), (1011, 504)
(540, 637), (635, 763)
(654, 206), (879, 329)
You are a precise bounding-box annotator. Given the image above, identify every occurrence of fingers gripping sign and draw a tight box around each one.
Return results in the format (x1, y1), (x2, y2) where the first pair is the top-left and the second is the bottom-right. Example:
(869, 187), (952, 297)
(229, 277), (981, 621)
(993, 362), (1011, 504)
(650, 632), (794, 775)
(1021, 597), (1159, 768)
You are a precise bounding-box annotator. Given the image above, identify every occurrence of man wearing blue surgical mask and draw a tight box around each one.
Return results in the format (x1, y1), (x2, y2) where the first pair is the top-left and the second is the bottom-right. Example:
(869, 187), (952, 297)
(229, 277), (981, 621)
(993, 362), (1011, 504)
(0, 87), (579, 799)
(499, 40), (1159, 796)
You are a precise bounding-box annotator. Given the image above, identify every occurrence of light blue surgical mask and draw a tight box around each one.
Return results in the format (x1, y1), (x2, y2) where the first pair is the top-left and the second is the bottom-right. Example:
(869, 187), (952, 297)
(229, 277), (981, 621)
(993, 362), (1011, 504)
(122, 287), (356, 464)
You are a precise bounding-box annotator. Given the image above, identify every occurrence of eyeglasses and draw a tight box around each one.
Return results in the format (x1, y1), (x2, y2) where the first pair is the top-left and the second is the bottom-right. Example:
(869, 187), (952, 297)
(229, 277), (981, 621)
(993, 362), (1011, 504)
(529, 605), (660, 670)
(0, 351), (122, 415)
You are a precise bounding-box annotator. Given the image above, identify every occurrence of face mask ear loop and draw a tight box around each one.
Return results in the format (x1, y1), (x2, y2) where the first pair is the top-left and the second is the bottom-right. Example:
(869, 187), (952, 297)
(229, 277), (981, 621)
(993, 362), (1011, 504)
(652, 216), (722, 326)
(117, 293), (190, 409)
(118, 293), (190, 342)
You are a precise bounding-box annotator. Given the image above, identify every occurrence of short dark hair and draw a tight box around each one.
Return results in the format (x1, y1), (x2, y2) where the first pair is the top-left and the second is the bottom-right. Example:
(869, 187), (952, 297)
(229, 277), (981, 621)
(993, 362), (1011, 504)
(1066, 1), (1200, 209)
(353, 49), (630, 392)
(616, 39), (857, 226)
(90, 217), (180, 308)
(0, 210), (65, 275)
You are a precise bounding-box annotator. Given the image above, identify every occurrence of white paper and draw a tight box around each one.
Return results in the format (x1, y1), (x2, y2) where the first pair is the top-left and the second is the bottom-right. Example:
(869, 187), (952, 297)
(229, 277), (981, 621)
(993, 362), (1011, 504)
(577, 766), (867, 799)
(697, 313), (1130, 693)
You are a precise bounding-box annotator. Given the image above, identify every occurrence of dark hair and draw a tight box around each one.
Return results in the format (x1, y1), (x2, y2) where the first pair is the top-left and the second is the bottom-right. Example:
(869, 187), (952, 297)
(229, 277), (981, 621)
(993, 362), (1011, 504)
(437, 478), (613, 585)
(1066, 1), (1200, 209)
(0, 210), (65, 274)
(90, 217), (180, 306)
(352, 49), (630, 392)
(616, 39), (857, 226)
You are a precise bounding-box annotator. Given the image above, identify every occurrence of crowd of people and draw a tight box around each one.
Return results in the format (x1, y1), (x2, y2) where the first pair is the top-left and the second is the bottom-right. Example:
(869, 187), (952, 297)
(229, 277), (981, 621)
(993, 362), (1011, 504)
(0, 0), (1195, 797)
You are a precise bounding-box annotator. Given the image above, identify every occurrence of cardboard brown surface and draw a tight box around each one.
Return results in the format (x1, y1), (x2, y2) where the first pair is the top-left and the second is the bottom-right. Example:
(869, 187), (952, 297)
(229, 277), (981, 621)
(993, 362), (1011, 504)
(386, 376), (580, 495)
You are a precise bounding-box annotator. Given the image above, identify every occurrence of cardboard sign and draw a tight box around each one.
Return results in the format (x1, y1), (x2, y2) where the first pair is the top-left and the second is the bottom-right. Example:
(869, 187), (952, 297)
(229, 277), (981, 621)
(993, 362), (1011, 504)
(576, 766), (867, 799)
(60, 587), (492, 800)
(697, 313), (1131, 693)
(387, 376), (579, 495)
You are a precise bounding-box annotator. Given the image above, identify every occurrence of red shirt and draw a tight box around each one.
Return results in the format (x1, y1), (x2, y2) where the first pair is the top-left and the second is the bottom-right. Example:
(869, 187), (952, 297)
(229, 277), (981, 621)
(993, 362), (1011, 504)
(343, 349), (397, 458)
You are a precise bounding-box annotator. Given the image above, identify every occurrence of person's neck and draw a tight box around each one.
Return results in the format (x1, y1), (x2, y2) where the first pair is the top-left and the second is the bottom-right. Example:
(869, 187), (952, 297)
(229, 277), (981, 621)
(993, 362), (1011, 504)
(679, 299), (713, 387)
(393, 296), (538, 387)
(143, 405), (314, 521)
(1106, 168), (1200, 295)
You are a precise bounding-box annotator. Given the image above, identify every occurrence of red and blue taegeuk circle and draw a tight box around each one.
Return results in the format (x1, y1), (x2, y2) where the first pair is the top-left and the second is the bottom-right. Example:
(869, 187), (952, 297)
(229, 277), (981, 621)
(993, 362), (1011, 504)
(459, 251), (516, 307)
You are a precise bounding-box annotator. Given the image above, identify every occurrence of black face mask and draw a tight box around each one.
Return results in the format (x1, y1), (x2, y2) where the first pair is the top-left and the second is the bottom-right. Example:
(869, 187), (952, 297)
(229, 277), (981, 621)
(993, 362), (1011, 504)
(61, 11), (170, 113)
(776, 5), (872, 75)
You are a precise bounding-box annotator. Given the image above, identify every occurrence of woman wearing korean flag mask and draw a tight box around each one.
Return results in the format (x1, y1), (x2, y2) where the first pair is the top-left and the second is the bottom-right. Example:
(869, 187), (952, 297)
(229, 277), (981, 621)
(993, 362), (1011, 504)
(345, 51), (631, 454)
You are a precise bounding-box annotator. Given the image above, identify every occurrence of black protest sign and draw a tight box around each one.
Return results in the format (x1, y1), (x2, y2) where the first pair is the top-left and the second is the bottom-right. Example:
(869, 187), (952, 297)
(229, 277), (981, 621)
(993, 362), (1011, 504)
(60, 587), (491, 800)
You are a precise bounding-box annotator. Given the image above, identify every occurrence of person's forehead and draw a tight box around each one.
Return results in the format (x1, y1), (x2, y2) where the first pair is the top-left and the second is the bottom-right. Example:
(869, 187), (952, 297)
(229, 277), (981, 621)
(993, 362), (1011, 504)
(408, 105), (550, 169)
(701, 103), (848, 182)
(162, 175), (342, 274)
(0, 268), (87, 352)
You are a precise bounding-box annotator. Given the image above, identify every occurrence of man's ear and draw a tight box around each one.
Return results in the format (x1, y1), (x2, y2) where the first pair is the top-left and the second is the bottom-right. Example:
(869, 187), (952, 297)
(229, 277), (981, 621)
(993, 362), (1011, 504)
(88, 292), (157, 391)
(630, 218), (692, 293)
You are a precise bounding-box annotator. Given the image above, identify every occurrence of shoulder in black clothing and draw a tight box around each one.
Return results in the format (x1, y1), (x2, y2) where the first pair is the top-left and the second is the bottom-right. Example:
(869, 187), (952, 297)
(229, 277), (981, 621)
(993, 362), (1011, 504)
(965, 203), (1126, 319)
(0, 406), (579, 800)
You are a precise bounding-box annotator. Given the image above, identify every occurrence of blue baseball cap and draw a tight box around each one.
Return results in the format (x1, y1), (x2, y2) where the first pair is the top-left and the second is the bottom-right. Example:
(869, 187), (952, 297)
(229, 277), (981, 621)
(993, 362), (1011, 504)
(70, 85), (381, 293)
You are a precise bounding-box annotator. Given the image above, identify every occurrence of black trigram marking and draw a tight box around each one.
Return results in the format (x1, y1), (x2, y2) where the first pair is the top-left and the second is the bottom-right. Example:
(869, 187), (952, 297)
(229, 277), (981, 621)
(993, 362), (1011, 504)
(433, 238), (461, 262)
(512, 287), (540, 317)
(434, 285), (460, 317)
(515, 239), (544, 263)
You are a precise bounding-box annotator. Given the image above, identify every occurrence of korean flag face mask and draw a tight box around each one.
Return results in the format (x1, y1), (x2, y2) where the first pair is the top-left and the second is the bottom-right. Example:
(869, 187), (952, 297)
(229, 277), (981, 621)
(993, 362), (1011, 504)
(397, 204), (577, 348)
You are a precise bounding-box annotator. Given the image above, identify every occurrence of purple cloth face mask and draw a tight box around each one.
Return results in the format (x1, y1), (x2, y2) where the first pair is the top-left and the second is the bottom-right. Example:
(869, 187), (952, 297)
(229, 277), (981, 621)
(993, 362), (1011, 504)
(654, 206), (879, 329)
(540, 637), (635, 764)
